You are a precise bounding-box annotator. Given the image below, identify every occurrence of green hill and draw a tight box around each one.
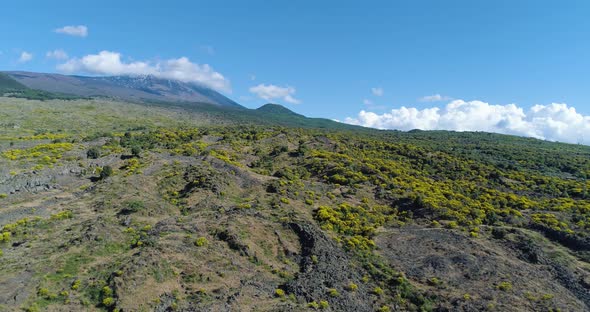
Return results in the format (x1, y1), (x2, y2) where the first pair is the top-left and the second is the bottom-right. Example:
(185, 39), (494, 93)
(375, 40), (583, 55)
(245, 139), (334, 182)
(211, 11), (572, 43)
(0, 72), (26, 91)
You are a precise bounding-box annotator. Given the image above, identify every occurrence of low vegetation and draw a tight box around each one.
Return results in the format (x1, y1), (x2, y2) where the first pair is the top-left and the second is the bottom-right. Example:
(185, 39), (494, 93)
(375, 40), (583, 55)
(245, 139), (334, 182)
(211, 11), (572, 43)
(0, 96), (589, 311)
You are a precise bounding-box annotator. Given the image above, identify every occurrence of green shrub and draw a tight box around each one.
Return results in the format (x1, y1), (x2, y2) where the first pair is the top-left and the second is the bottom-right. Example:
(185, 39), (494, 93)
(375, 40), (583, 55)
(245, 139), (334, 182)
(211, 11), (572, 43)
(446, 221), (458, 229)
(100, 165), (113, 179)
(102, 286), (113, 296)
(194, 237), (209, 247)
(236, 203), (252, 209)
(131, 146), (142, 158)
(37, 287), (50, 298)
(275, 288), (285, 297)
(0, 231), (11, 242)
(87, 147), (100, 159)
(327, 288), (339, 297)
(102, 297), (115, 307)
(346, 282), (358, 291)
(122, 200), (144, 214)
(497, 281), (513, 291)
(50, 210), (73, 220)
(71, 280), (81, 290)
(428, 277), (441, 286)
(373, 286), (384, 295)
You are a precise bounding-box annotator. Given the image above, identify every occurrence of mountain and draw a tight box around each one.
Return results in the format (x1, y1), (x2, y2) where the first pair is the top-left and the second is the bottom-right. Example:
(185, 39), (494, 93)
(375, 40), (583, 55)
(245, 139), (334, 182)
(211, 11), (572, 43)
(256, 103), (305, 116)
(0, 72), (27, 91)
(0, 71), (360, 130)
(2, 71), (242, 108)
(253, 103), (360, 129)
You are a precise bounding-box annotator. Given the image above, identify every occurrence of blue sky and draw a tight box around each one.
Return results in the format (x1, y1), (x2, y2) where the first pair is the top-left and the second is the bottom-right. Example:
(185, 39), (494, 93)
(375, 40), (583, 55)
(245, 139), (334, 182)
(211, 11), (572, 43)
(2, 1), (590, 143)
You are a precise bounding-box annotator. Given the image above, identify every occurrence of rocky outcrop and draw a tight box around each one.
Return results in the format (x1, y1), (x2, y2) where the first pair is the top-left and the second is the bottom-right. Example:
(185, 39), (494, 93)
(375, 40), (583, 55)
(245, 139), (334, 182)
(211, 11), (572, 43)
(283, 222), (374, 312)
(0, 165), (83, 194)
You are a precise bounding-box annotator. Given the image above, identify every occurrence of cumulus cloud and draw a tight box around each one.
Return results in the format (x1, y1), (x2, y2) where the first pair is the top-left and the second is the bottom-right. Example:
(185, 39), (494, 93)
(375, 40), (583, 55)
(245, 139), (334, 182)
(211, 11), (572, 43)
(57, 50), (230, 92)
(371, 87), (384, 96)
(18, 51), (33, 63)
(344, 100), (590, 144)
(249, 84), (301, 104)
(46, 49), (68, 60)
(419, 94), (453, 102)
(54, 25), (88, 37)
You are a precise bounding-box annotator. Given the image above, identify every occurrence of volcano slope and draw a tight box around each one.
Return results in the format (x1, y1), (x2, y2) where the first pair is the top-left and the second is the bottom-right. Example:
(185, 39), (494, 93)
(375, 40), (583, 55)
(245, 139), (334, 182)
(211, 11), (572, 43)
(0, 97), (590, 312)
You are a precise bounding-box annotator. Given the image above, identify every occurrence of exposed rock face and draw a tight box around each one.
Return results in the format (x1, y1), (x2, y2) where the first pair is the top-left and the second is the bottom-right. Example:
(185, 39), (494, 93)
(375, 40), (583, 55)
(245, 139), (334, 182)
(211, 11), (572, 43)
(0, 172), (53, 194)
(0, 165), (83, 194)
(283, 223), (374, 312)
(0, 271), (33, 307)
(375, 226), (590, 312)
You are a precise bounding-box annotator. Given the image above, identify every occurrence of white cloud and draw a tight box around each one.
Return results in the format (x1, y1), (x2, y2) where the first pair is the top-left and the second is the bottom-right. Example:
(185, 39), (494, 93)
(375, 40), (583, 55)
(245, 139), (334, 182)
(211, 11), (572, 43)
(363, 99), (373, 105)
(419, 94), (453, 102)
(46, 49), (68, 60)
(371, 87), (384, 96)
(249, 84), (301, 104)
(54, 25), (88, 37)
(57, 50), (230, 92)
(18, 51), (33, 63)
(344, 100), (590, 144)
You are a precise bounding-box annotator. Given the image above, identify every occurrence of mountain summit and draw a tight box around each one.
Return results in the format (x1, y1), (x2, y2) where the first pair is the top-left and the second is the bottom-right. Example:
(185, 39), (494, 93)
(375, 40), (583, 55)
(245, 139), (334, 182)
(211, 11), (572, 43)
(2, 71), (241, 108)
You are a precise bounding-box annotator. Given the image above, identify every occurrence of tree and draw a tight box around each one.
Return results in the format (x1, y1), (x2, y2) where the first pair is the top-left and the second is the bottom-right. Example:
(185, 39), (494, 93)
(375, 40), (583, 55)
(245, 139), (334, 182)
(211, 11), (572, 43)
(131, 146), (141, 158)
(87, 147), (100, 159)
(100, 165), (113, 180)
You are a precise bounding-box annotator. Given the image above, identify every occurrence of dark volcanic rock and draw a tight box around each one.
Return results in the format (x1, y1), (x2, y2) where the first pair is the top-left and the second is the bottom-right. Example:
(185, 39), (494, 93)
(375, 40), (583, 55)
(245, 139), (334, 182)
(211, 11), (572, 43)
(283, 222), (374, 312)
(375, 226), (589, 312)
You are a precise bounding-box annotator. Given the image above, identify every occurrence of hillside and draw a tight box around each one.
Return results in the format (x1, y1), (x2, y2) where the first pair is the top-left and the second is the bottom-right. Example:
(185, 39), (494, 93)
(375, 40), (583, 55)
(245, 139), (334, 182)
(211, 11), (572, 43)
(2, 71), (241, 108)
(0, 73), (27, 91)
(0, 96), (589, 311)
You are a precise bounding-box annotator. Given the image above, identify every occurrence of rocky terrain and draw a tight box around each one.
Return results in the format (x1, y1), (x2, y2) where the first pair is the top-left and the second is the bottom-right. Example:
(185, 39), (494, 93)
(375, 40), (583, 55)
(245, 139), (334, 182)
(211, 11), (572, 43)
(1, 96), (589, 311)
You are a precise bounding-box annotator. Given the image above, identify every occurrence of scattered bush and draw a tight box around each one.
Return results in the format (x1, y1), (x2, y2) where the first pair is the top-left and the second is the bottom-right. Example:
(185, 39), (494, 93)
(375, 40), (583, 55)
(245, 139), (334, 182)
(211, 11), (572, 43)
(102, 297), (115, 307)
(100, 165), (113, 179)
(497, 281), (513, 291)
(327, 288), (339, 297)
(275, 288), (285, 297)
(346, 282), (358, 291)
(373, 287), (384, 296)
(194, 237), (209, 247)
(87, 147), (100, 159)
(71, 280), (81, 290)
(131, 146), (142, 158)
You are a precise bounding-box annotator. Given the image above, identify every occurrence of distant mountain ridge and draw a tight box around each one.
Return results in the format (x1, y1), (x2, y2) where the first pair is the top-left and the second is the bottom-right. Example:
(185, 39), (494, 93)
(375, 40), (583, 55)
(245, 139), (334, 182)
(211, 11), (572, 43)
(256, 103), (305, 117)
(0, 70), (362, 130)
(2, 71), (242, 108)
